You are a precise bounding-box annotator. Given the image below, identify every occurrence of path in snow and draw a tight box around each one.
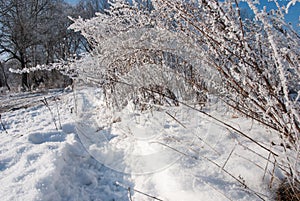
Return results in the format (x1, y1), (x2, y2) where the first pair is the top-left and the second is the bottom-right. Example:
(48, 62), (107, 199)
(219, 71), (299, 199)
(0, 87), (279, 200)
(75, 87), (275, 200)
(0, 90), (131, 201)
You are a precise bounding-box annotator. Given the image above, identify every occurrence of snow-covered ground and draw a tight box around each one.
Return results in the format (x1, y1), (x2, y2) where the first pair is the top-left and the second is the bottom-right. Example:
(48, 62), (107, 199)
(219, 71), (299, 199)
(0, 87), (281, 200)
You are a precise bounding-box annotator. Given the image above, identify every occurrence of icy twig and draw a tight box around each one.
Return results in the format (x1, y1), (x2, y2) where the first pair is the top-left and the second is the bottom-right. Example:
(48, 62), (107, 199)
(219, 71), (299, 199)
(41, 97), (59, 130)
(128, 187), (133, 201)
(54, 97), (62, 130)
(165, 111), (186, 128)
(115, 181), (164, 201)
(221, 144), (236, 171)
(263, 145), (272, 181)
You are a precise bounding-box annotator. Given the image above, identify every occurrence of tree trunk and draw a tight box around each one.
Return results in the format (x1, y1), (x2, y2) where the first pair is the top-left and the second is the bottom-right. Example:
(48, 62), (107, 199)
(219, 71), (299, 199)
(20, 60), (29, 91)
(21, 73), (29, 91)
(0, 62), (11, 91)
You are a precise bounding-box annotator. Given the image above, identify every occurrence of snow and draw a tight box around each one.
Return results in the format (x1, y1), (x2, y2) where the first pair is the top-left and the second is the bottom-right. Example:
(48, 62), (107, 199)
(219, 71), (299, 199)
(0, 87), (280, 200)
(0, 89), (130, 201)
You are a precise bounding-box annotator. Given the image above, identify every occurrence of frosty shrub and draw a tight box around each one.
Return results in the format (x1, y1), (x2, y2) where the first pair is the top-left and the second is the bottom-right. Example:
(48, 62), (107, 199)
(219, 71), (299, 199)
(68, 0), (299, 199)
(149, 0), (300, 193)
(68, 5), (209, 110)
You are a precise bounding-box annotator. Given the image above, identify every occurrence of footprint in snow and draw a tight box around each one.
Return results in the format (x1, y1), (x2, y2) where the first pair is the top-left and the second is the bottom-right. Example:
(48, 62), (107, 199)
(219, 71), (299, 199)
(28, 132), (66, 144)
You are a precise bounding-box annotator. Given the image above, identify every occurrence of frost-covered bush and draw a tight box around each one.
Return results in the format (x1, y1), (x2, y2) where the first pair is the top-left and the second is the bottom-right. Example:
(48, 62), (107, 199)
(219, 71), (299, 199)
(111, 62), (207, 110)
(68, 0), (299, 198)
(69, 6), (209, 110)
(147, 0), (300, 196)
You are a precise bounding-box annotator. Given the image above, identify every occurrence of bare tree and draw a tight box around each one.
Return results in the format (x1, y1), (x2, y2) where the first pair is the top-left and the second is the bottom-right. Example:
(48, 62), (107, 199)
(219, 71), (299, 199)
(0, 0), (51, 90)
(0, 0), (84, 90)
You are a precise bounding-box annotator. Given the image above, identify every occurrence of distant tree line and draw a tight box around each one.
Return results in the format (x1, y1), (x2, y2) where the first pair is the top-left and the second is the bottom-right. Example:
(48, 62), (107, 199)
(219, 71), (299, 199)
(0, 0), (111, 92)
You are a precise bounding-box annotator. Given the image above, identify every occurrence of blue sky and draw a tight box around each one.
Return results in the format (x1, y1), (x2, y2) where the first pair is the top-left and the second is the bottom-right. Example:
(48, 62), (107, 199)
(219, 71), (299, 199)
(65, 0), (78, 5)
(239, 0), (300, 32)
(65, 0), (299, 32)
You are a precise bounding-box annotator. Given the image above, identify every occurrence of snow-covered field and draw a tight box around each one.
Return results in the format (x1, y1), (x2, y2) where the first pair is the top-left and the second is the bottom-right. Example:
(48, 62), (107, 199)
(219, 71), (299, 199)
(0, 87), (281, 200)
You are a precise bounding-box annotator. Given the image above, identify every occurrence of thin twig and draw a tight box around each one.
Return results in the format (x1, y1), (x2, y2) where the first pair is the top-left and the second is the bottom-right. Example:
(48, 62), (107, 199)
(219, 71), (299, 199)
(269, 156), (277, 189)
(222, 144), (236, 170)
(128, 187), (133, 201)
(116, 182), (164, 201)
(41, 97), (58, 130)
(133, 188), (164, 201)
(165, 111), (186, 128)
(235, 153), (265, 171)
(204, 181), (234, 201)
(54, 97), (62, 129)
(263, 146), (272, 181)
